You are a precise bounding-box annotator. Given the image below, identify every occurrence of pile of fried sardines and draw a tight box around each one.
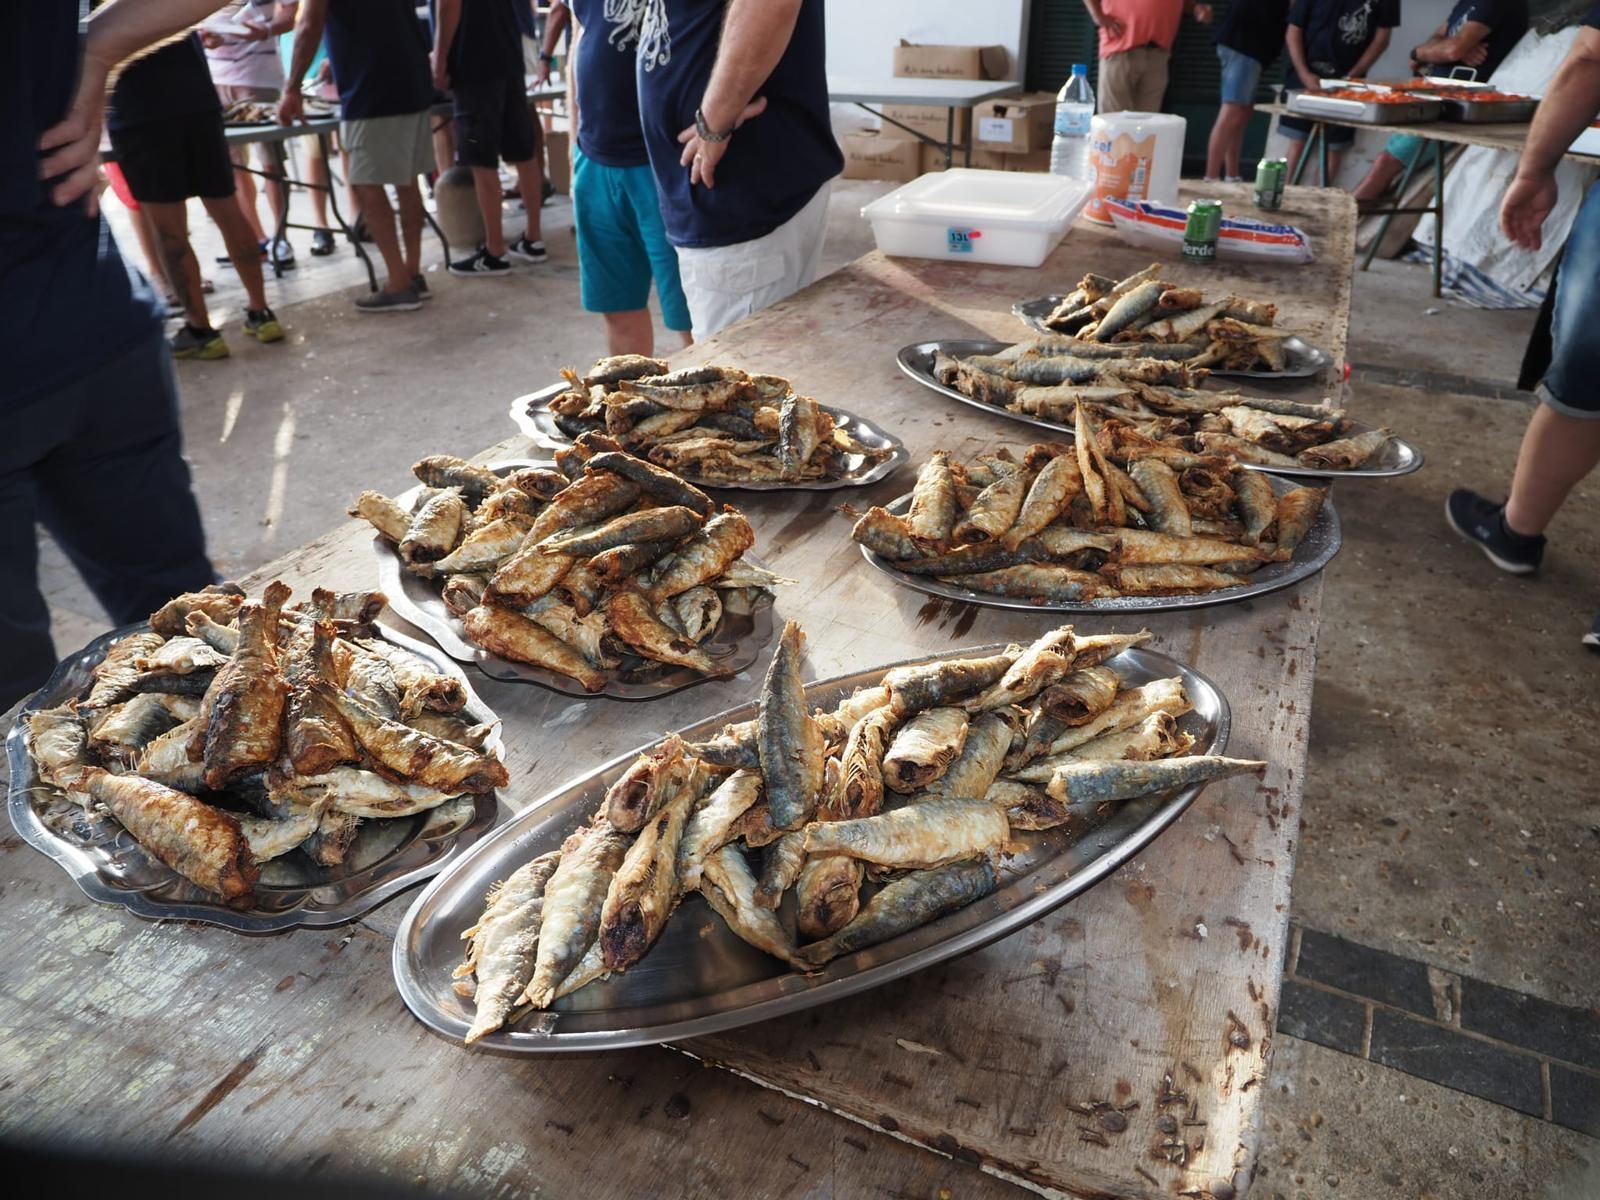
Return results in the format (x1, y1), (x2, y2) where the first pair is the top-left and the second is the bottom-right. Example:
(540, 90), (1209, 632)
(1037, 263), (1304, 373)
(453, 621), (1264, 1043)
(352, 450), (782, 689)
(852, 429), (1328, 601)
(22, 582), (506, 902)
(536, 355), (893, 483)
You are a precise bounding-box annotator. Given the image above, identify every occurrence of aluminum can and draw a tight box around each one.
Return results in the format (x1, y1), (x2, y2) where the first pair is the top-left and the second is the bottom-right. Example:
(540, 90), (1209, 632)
(1182, 200), (1222, 265)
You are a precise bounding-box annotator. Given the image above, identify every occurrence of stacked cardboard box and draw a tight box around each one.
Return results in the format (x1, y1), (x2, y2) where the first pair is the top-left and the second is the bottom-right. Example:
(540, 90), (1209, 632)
(841, 130), (923, 182)
(842, 41), (1010, 181)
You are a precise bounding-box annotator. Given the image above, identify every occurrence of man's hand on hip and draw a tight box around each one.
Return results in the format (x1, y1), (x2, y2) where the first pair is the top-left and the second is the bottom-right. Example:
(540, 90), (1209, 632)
(677, 96), (767, 189)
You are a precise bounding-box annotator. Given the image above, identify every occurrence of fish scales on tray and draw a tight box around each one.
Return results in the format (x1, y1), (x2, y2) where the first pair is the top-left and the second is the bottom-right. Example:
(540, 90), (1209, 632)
(357, 444), (779, 690)
(436, 618), (1267, 1040)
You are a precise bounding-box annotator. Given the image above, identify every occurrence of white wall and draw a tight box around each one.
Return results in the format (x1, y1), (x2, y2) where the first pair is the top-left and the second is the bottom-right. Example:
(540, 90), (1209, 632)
(823, 0), (1029, 82)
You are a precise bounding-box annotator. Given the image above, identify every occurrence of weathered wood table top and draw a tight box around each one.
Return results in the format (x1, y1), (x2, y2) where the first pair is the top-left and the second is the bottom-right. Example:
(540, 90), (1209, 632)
(0, 182), (1354, 1200)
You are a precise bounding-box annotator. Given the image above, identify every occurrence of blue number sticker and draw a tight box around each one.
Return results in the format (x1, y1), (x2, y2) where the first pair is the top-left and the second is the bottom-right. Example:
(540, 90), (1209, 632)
(947, 227), (980, 254)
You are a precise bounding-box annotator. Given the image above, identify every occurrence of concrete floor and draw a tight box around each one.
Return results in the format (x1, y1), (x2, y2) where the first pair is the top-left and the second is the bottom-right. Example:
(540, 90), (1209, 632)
(41, 180), (1598, 1196)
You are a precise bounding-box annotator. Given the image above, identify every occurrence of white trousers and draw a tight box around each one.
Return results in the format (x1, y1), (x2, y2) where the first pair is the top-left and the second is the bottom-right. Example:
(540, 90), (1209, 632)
(673, 182), (832, 338)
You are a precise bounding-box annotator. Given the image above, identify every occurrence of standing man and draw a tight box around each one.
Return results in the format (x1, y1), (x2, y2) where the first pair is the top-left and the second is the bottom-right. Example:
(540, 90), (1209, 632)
(1205, 0), (1287, 180)
(1447, 10), (1600, 650)
(549, 0), (692, 355)
(637, 0), (842, 338)
(433, 0), (548, 276)
(1080, 0), (1214, 115)
(1352, 0), (1528, 208)
(1278, 0), (1399, 184)
(281, 0), (437, 313)
(105, 29), (285, 357)
(6, 0), (220, 709)
(201, 1), (299, 267)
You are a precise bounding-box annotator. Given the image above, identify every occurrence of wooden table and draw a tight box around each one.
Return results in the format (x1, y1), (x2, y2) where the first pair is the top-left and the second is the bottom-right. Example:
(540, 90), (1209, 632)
(1257, 101), (1596, 297)
(0, 182), (1353, 1200)
(829, 76), (1023, 168)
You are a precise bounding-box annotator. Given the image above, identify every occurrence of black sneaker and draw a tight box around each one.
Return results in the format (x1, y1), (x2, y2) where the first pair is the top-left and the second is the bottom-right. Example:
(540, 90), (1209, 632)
(541, 178), (555, 205)
(243, 307), (284, 342)
(506, 236), (546, 264)
(355, 287), (423, 314)
(171, 324), (229, 360)
(217, 241), (269, 267)
(1445, 489), (1545, 574)
(310, 229), (336, 257)
(449, 246), (512, 277)
(411, 274), (433, 301)
(1585, 611), (1600, 651)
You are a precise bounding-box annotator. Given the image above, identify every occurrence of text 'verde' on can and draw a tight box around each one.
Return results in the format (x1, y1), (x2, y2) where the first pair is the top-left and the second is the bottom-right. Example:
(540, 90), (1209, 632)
(1182, 200), (1222, 265)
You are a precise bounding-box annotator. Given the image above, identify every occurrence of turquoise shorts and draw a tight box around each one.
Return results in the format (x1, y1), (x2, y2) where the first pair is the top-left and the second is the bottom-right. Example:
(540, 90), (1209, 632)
(571, 148), (691, 330)
(1384, 132), (1431, 166)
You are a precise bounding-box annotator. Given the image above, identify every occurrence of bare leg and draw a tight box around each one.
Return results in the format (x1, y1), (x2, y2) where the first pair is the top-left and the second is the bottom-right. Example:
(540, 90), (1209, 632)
(511, 158), (544, 242)
(305, 137), (331, 228)
(1351, 151), (1407, 202)
(201, 194), (270, 311)
(144, 202), (210, 329)
(676, 330), (694, 349)
(128, 206), (177, 300)
(1324, 149), (1345, 188)
(471, 165), (507, 256)
(1502, 405), (1600, 536)
(394, 183), (425, 278)
(257, 144), (288, 238)
(603, 310), (656, 357)
(1283, 137), (1306, 184)
(352, 183), (411, 294)
(231, 148), (267, 243)
(433, 122), (455, 179)
(1205, 103), (1252, 179)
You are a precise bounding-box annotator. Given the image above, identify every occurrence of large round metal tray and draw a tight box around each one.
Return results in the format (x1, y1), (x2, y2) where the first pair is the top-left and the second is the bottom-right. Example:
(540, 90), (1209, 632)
(509, 384), (910, 492)
(6, 623), (501, 932)
(859, 480), (1340, 614)
(898, 339), (1423, 480)
(1010, 297), (1335, 381)
(376, 461), (775, 699)
(392, 640), (1231, 1051)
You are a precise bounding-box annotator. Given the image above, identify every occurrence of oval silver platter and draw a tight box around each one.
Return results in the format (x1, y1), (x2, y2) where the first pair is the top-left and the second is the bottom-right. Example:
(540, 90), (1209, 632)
(1010, 296), (1335, 381)
(860, 483), (1340, 614)
(6, 622), (500, 932)
(393, 641), (1230, 1051)
(375, 461), (775, 698)
(898, 339), (1423, 480)
(508, 383), (910, 492)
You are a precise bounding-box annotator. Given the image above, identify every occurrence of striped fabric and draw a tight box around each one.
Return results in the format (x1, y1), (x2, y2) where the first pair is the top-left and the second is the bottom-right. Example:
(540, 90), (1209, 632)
(1399, 246), (1549, 310)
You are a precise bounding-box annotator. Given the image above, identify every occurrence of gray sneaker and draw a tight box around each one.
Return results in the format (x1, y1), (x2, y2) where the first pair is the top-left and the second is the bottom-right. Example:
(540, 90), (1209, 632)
(411, 274), (433, 302)
(355, 287), (422, 314)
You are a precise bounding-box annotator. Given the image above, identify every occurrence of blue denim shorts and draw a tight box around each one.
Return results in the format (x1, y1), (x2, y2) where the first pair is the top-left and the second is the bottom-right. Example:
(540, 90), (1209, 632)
(1217, 45), (1263, 105)
(1277, 91), (1356, 149)
(1541, 178), (1600, 418)
(571, 148), (691, 330)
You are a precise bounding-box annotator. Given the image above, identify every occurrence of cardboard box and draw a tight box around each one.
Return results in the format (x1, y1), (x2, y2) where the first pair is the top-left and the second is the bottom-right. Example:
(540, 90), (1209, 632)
(892, 40), (1009, 81)
(842, 131), (921, 182)
(919, 143), (1007, 174)
(1003, 149), (1053, 173)
(881, 103), (970, 144)
(545, 128), (570, 194)
(974, 93), (1058, 154)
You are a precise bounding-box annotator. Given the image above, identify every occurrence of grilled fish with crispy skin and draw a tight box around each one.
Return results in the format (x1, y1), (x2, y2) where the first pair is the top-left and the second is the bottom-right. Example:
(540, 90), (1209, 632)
(192, 582), (291, 789)
(700, 845), (805, 967)
(676, 768), (762, 892)
(460, 850), (561, 1044)
(757, 621), (826, 829)
(524, 820), (630, 1007)
(605, 591), (730, 675)
(399, 489), (468, 566)
(462, 605), (608, 691)
(644, 510), (755, 602)
(310, 679), (508, 793)
(1046, 754), (1265, 804)
(600, 767), (703, 970)
(793, 859), (998, 969)
(882, 707), (969, 793)
(82, 767), (257, 899)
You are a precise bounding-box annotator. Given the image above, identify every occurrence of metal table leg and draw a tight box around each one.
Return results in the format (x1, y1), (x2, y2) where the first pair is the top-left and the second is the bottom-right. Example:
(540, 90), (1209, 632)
(1432, 147), (1445, 298)
(1359, 137), (1425, 273)
(315, 131), (378, 294)
(945, 107), (955, 169)
(1290, 123), (1320, 186)
(1319, 125), (1330, 188)
(267, 140), (290, 279)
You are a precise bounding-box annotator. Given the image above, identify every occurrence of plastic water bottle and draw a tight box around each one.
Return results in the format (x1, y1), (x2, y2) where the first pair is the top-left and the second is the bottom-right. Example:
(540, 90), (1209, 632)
(1050, 63), (1096, 179)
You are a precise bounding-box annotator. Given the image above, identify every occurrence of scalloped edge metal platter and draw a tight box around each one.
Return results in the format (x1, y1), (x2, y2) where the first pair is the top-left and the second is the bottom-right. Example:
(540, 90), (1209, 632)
(392, 641), (1230, 1051)
(6, 622), (501, 932)
(375, 461), (775, 699)
(897, 339), (1423, 480)
(508, 384), (910, 492)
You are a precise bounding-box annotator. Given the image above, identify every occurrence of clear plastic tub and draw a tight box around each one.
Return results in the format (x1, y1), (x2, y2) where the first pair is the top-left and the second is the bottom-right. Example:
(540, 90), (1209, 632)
(859, 168), (1094, 268)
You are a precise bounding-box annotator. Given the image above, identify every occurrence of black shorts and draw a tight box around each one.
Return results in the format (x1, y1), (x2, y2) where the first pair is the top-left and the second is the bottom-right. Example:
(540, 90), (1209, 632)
(108, 109), (235, 204)
(452, 76), (538, 168)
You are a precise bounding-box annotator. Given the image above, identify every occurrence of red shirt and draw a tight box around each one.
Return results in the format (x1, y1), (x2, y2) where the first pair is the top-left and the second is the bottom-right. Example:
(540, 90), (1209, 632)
(1098, 0), (1192, 56)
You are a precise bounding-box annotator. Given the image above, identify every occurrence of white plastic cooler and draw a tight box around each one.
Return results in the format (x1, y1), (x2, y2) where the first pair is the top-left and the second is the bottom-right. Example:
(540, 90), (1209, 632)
(859, 169), (1094, 268)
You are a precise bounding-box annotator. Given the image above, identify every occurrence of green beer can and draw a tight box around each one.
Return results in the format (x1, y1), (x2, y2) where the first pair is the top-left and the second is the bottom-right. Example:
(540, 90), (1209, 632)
(1254, 158), (1286, 210)
(1182, 200), (1222, 265)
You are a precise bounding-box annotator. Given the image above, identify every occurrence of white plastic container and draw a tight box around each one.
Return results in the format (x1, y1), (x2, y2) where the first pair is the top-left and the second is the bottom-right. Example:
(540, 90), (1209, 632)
(859, 169), (1094, 268)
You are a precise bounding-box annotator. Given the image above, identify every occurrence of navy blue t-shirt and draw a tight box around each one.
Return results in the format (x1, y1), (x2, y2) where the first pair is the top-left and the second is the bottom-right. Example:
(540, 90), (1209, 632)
(1432, 0), (1527, 80)
(106, 34), (220, 132)
(1, 1), (160, 409)
(1289, 0), (1401, 76)
(570, 0), (647, 166)
(636, 0), (842, 249)
(325, 0), (433, 120)
(446, 0), (526, 81)
(1218, 0), (1288, 66)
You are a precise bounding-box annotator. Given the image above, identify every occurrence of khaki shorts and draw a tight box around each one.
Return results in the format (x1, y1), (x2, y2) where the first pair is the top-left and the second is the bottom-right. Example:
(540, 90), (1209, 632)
(343, 111), (434, 186)
(1097, 46), (1171, 115)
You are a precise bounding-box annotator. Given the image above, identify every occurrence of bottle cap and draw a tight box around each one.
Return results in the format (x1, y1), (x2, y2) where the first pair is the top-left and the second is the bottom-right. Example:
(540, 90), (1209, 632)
(1072, 63), (1088, 76)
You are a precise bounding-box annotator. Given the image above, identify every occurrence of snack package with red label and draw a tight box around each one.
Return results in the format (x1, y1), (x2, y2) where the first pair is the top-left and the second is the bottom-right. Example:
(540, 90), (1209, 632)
(1104, 199), (1314, 265)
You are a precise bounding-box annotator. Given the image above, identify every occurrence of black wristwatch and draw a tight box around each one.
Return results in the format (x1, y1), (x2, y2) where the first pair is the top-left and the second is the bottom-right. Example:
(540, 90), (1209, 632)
(694, 106), (735, 143)
(540, 52), (556, 65)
